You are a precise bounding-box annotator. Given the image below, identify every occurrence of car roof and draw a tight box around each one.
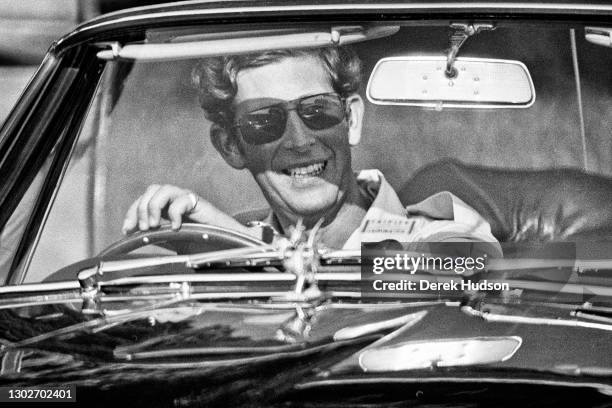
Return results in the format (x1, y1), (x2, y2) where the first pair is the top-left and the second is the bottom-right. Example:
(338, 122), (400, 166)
(54, 0), (612, 54)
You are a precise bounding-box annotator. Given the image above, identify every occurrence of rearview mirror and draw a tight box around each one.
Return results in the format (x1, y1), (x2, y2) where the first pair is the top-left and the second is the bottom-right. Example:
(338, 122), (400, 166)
(367, 56), (535, 109)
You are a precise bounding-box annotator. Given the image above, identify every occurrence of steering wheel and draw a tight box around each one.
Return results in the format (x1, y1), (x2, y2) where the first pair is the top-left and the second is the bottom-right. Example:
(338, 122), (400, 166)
(44, 223), (267, 282)
(99, 223), (267, 258)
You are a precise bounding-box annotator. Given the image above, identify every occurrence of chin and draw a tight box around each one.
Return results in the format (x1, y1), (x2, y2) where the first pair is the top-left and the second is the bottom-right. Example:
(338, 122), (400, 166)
(263, 173), (343, 220)
(286, 196), (328, 213)
(285, 195), (340, 222)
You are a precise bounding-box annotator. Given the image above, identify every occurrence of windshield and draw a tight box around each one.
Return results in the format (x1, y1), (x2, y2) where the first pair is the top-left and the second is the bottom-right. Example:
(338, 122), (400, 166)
(2, 21), (611, 297)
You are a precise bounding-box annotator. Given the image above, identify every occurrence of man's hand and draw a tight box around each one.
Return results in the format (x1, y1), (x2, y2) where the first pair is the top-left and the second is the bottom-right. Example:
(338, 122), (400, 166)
(121, 184), (247, 235)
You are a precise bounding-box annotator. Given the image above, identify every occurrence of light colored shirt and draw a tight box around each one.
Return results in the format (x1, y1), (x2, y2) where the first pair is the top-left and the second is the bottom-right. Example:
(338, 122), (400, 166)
(342, 170), (501, 255)
(262, 169), (501, 255)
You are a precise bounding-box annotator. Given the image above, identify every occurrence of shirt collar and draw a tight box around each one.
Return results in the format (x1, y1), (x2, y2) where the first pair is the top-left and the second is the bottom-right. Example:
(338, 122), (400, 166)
(342, 170), (408, 249)
(356, 169), (405, 217)
(263, 169), (405, 248)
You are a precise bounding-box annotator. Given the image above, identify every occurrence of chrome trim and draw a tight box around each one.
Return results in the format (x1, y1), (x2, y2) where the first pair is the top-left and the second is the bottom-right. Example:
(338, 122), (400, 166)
(570, 28), (589, 171)
(2, 272), (610, 297)
(479, 279), (612, 297)
(358, 336), (522, 372)
(93, 271), (362, 287)
(317, 301), (451, 310)
(325, 291), (361, 298)
(59, 2), (612, 51)
(295, 377), (612, 393)
(0, 299), (82, 311)
(572, 311), (612, 325)
(15, 69), (102, 285)
(115, 344), (309, 360)
(462, 305), (612, 332)
(585, 26), (612, 47)
(103, 255), (191, 271)
(0, 281), (80, 293)
(489, 257), (612, 272)
(321, 249), (361, 259)
(188, 247), (279, 267)
(106, 337), (364, 369)
(102, 272), (295, 286)
(173, 291), (294, 300)
(0, 271), (362, 295)
(333, 310), (427, 341)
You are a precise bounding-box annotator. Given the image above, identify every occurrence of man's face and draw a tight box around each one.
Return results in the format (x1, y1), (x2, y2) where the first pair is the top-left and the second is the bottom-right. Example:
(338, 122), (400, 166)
(230, 56), (360, 223)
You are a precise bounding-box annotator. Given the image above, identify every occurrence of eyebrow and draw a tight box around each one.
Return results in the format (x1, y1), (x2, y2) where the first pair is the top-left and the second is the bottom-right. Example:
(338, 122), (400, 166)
(233, 97), (286, 118)
(233, 92), (338, 118)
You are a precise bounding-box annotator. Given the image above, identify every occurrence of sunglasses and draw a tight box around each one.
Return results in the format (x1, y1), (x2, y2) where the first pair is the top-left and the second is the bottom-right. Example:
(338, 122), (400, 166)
(233, 93), (346, 145)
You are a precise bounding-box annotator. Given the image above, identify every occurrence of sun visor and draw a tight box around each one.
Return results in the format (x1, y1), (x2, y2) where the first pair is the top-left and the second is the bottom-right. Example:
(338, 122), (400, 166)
(96, 25), (399, 61)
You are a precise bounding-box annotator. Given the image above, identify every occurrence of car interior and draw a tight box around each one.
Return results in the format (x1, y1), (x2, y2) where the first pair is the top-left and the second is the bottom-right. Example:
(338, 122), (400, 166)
(6, 21), (612, 283)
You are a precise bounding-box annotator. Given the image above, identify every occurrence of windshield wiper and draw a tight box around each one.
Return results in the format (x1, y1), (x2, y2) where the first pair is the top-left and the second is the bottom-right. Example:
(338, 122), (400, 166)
(73, 247), (360, 288)
(462, 305), (612, 332)
(488, 258), (612, 275)
(5, 250), (612, 312)
(570, 309), (612, 325)
(0, 223), (365, 313)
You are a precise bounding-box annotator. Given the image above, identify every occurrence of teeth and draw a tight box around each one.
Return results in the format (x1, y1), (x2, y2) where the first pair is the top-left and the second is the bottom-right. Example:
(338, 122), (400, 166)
(288, 162), (325, 177)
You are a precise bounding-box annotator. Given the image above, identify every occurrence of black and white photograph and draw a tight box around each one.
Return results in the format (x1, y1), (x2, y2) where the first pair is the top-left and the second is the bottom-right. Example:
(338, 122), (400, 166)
(0, 1), (611, 406)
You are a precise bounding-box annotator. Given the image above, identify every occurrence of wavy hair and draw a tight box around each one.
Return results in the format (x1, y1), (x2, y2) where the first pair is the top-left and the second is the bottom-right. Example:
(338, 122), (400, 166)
(191, 46), (362, 128)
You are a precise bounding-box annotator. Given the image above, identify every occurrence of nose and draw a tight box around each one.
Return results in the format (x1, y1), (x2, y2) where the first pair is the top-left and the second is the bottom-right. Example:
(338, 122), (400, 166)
(281, 110), (316, 151)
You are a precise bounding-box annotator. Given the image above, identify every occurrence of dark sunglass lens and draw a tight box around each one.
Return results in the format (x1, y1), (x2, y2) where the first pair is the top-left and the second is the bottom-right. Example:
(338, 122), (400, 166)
(240, 106), (286, 144)
(298, 95), (344, 130)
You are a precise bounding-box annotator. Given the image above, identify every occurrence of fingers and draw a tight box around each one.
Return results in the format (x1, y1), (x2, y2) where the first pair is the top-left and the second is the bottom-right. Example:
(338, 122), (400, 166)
(122, 195), (142, 235)
(122, 185), (160, 235)
(122, 184), (195, 235)
(167, 194), (199, 230)
(137, 184), (163, 230)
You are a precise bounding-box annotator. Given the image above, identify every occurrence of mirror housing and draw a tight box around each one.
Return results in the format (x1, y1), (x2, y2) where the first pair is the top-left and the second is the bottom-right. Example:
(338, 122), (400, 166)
(367, 56), (535, 110)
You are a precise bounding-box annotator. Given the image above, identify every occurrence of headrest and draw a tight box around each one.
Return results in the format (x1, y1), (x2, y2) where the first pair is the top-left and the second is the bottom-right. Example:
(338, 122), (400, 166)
(398, 159), (612, 242)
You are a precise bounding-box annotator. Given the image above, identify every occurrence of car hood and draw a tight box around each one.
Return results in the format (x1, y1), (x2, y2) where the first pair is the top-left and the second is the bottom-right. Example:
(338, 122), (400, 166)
(1, 298), (611, 406)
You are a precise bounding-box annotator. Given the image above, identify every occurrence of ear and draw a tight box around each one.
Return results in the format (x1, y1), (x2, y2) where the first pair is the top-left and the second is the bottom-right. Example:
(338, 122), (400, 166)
(345, 94), (365, 146)
(210, 123), (246, 169)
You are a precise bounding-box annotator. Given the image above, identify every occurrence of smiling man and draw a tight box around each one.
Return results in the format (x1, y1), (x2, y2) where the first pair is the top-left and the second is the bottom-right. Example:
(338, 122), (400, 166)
(122, 46), (500, 253)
